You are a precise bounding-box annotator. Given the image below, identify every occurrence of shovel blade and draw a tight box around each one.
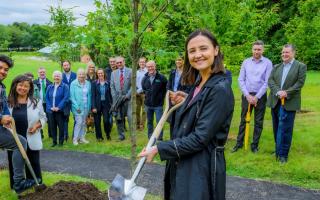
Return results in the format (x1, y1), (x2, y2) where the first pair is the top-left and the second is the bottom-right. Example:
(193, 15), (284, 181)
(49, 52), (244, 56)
(108, 174), (147, 200)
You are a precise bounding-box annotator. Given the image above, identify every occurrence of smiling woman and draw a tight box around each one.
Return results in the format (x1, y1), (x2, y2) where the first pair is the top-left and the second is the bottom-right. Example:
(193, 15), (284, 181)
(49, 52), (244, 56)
(139, 30), (235, 200)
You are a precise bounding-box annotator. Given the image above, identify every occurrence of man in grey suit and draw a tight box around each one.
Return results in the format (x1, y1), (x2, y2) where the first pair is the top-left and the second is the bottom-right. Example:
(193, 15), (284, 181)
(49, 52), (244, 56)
(267, 44), (307, 163)
(110, 56), (132, 140)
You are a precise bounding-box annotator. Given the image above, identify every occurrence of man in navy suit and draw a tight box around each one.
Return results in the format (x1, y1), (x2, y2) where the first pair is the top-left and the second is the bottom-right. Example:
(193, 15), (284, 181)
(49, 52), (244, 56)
(33, 67), (52, 138)
(61, 60), (77, 141)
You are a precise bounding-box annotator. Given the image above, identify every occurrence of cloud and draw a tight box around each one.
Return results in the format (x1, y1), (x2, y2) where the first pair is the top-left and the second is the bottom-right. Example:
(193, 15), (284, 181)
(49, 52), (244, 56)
(0, 0), (96, 25)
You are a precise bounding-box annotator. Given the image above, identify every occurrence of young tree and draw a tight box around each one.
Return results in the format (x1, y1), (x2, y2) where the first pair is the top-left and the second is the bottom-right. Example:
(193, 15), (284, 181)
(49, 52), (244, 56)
(47, 2), (79, 63)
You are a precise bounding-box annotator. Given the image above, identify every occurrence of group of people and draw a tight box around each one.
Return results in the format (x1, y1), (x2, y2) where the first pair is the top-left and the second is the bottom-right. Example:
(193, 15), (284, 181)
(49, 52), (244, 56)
(0, 28), (307, 199)
(231, 41), (306, 164)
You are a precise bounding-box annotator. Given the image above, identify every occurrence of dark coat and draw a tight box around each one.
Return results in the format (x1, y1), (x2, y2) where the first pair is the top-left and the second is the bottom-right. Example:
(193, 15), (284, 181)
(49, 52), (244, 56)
(157, 73), (234, 200)
(45, 83), (70, 114)
(91, 80), (112, 112)
(62, 71), (77, 87)
(33, 78), (52, 99)
(105, 66), (113, 83)
(167, 69), (192, 93)
(142, 72), (167, 107)
(62, 72), (77, 116)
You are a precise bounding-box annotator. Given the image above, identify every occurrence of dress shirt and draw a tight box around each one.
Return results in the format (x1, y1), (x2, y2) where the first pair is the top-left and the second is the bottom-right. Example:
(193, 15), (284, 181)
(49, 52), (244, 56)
(136, 68), (146, 93)
(281, 59), (294, 89)
(238, 56), (273, 99)
(173, 70), (182, 92)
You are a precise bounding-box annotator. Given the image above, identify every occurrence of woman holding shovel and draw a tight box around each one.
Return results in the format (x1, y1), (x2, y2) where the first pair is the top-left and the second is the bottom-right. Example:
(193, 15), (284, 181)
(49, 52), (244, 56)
(139, 29), (234, 200)
(7, 75), (47, 185)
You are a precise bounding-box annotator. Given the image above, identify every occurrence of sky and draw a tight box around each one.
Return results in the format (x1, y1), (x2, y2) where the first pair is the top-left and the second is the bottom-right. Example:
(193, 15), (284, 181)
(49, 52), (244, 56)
(0, 0), (96, 26)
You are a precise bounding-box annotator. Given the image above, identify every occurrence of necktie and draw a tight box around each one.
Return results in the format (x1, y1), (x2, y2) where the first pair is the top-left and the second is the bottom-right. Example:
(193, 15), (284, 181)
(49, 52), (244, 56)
(120, 70), (124, 90)
(41, 79), (46, 100)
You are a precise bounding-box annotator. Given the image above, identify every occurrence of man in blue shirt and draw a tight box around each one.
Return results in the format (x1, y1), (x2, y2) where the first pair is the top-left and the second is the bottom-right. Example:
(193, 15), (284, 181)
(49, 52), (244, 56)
(0, 55), (36, 193)
(61, 60), (77, 141)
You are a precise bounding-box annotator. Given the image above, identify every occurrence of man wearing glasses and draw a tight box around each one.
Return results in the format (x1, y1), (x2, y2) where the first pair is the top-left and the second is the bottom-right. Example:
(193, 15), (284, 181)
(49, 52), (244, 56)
(110, 56), (132, 141)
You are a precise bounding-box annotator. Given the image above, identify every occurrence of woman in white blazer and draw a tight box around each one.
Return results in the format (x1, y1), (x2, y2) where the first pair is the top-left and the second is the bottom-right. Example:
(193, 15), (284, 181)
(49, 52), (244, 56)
(7, 75), (47, 184)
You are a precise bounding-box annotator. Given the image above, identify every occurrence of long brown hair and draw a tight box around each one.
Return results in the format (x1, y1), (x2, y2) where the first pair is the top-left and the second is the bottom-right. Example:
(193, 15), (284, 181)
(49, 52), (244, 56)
(8, 75), (38, 109)
(181, 29), (225, 85)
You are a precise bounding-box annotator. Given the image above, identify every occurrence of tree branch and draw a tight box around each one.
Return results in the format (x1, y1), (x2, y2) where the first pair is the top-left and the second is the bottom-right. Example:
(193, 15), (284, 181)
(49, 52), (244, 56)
(139, 0), (171, 36)
(137, 3), (147, 23)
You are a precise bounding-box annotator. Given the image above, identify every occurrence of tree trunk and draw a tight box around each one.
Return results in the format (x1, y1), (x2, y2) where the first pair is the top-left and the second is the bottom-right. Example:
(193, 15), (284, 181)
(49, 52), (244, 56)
(129, 0), (140, 174)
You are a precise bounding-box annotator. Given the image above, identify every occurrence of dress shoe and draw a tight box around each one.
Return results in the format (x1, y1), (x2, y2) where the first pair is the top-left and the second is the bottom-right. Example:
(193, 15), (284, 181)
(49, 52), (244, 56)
(251, 147), (259, 153)
(13, 179), (35, 194)
(231, 144), (243, 153)
(118, 135), (125, 141)
(51, 143), (57, 147)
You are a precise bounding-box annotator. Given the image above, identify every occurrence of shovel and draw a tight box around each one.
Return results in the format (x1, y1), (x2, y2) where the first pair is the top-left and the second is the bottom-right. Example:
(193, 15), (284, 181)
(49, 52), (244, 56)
(8, 118), (47, 192)
(108, 91), (186, 200)
(244, 103), (252, 151)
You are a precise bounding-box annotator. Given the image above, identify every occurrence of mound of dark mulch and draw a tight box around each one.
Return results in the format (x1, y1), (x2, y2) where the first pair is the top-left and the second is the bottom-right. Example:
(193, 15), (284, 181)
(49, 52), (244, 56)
(20, 181), (108, 200)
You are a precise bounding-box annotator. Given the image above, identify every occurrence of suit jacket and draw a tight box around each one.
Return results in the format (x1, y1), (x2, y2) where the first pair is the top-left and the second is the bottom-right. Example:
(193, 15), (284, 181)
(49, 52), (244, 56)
(33, 78), (52, 102)
(110, 67), (132, 101)
(62, 71), (77, 88)
(45, 83), (70, 114)
(267, 60), (307, 111)
(167, 69), (192, 94)
(9, 99), (47, 150)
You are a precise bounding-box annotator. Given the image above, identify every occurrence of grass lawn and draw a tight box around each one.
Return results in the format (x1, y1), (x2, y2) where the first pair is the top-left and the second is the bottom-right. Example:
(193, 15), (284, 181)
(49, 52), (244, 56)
(1, 52), (319, 191)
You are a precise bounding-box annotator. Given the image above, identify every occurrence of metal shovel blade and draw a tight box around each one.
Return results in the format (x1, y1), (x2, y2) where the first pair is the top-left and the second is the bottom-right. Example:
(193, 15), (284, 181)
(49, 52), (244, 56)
(108, 174), (147, 200)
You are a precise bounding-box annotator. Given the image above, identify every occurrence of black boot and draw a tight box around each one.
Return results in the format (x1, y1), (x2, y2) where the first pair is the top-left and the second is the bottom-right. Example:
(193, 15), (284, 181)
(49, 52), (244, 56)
(13, 179), (36, 194)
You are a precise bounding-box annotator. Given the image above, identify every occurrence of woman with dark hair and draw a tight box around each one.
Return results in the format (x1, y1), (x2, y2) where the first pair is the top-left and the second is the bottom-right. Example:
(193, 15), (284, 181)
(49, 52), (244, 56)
(91, 68), (113, 141)
(7, 75), (47, 184)
(139, 29), (234, 199)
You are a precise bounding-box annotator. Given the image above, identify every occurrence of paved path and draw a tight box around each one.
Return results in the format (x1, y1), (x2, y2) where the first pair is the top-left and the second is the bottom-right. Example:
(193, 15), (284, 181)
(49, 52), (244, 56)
(0, 150), (319, 199)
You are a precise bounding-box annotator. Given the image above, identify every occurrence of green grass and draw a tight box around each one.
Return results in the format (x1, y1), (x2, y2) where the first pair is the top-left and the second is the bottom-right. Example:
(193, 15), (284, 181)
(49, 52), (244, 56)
(1, 52), (320, 191)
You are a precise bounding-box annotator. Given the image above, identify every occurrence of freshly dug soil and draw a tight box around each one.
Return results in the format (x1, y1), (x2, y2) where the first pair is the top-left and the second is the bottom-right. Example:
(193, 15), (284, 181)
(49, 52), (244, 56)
(20, 181), (108, 200)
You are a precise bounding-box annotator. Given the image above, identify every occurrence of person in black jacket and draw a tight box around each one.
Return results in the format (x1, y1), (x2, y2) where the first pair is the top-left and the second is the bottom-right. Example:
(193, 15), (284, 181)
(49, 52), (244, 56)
(91, 68), (113, 141)
(139, 30), (234, 200)
(167, 56), (191, 139)
(105, 57), (117, 83)
(141, 60), (167, 140)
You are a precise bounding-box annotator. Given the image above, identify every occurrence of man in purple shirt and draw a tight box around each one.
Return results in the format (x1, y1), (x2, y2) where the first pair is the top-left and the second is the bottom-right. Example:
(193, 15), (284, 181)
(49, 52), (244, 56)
(232, 40), (273, 153)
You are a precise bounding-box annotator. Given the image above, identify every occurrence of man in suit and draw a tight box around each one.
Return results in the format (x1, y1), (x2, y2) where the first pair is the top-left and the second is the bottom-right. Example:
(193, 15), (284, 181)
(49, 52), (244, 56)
(268, 44), (307, 163)
(105, 57), (117, 83)
(110, 56), (132, 141)
(33, 67), (52, 138)
(62, 60), (77, 141)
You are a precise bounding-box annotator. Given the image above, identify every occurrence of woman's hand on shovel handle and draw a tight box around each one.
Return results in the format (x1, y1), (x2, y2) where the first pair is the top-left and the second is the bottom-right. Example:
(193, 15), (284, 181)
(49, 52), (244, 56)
(169, 91), (187, 105)
(138, 146), (158, 163)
